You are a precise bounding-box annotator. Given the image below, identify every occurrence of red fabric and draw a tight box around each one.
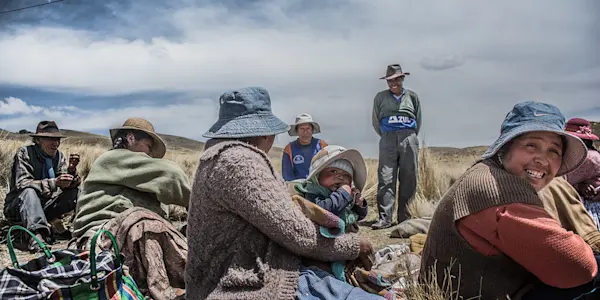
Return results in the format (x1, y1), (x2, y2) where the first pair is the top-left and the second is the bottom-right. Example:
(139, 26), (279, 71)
(319, 139), (329, 149)
(565, 118), (599, 141)
(283, 144), (293, 166)
(457, 203), (598, 289)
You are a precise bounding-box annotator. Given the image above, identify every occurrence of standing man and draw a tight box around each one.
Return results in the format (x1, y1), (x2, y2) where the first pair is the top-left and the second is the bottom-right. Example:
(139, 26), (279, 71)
(282, 113), (328, 181)
(371, 64), (422, 230)
(3, 121), (80, 251)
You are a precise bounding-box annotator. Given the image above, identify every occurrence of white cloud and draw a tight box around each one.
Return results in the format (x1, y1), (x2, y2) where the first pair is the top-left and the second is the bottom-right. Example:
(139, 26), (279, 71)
(0, 97), (43, 115)
(420, 53), (466, 71)
(0, 0), (599, 158)
(0, 97), (219, 144)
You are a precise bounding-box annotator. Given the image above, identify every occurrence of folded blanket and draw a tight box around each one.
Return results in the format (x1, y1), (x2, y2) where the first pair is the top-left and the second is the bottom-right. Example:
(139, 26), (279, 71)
(409, 234), (427, 254)
(291, 194), (345, 237)
(389, 217), (432, 238)
(100, 207), (187, 300)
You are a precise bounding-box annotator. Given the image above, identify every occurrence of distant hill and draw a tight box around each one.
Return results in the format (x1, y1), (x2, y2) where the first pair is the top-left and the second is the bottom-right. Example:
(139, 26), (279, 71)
(2, 121), (597, 159)
(0, 128), (285, 158)
(428, 121), (600, 155)
(0, 128), (209, 152)
(427, 145), (488, 157)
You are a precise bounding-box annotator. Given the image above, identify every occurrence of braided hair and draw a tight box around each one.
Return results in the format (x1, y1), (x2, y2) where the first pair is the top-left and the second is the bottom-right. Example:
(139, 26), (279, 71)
(111, 129), (153, 150)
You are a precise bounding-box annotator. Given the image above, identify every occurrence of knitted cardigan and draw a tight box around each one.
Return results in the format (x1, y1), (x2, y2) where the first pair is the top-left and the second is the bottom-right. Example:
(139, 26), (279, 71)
(185, 141), (360, 299)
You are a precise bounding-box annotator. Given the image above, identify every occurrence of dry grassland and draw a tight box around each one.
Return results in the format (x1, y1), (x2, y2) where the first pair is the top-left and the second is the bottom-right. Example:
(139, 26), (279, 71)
(0, 136), (483, 299)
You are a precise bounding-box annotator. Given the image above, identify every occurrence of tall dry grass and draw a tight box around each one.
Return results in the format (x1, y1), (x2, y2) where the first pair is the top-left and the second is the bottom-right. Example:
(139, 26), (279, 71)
(0, 138), (482, 299)
(0, 138), (479, 221)
(0, 139), (201, 220)
(361, 147), (478, 220)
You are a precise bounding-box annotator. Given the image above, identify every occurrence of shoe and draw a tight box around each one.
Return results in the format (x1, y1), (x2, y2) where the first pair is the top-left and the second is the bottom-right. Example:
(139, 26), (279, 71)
(371, 220), (393, 230)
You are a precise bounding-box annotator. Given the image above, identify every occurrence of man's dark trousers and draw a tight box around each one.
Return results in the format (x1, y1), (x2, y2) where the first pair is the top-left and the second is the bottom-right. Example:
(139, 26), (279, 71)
(376, 129), (419, 224)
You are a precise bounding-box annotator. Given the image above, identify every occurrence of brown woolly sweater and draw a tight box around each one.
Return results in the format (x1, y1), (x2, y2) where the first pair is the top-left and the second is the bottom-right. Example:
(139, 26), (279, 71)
(420, 159), (596, 299)
(184, 141), (360, 299)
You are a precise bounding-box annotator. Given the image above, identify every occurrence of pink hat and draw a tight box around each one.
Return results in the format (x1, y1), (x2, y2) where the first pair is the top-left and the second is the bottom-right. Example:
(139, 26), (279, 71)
(565, 118), (599, 141)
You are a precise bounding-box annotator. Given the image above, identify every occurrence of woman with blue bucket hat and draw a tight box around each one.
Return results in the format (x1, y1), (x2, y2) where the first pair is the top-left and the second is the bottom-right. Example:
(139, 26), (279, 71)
(420, 101), (600, 299)
(185, 87), (382, 299)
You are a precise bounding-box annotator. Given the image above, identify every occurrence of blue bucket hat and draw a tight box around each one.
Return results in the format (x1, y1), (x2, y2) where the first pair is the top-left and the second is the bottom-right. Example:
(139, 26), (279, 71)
(203, 87), (290, 139)
(482, 101), (587, 176)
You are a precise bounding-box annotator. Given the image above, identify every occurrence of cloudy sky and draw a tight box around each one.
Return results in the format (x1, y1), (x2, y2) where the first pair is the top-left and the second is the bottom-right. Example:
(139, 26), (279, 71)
(0, 0), (598, 158)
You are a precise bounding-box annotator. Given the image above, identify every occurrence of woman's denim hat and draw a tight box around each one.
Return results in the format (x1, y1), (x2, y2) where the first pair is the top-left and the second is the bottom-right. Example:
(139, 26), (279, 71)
(482, 101), (587, 176)
(203, 87), (290, 138)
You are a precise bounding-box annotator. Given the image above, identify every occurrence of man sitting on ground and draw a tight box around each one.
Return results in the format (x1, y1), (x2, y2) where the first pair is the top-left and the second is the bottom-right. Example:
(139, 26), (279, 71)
(3, 121), (80, 252)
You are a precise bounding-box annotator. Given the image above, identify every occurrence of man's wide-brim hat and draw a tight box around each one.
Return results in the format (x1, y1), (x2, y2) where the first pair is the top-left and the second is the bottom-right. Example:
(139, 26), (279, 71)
(110, 117), (167, 159)
(379, 64), (411, 80)
(288, 113), (321, 136)
(565, 118), (599, 141)
(203, 86), (290, 139)
(305, 145), (367, 191)
(482, 101), (587, 176)
(29, 120), (66, 138)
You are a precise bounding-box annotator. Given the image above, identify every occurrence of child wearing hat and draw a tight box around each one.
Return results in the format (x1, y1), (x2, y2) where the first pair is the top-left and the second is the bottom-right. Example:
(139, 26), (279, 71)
(294, 145), (369, 282)
(565, 118), (600, 227)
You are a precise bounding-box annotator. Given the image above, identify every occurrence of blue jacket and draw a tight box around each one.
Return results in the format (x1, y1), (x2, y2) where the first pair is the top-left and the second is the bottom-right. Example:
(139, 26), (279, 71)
(282, 138), (327, 181)
(304, 189), (368, 221)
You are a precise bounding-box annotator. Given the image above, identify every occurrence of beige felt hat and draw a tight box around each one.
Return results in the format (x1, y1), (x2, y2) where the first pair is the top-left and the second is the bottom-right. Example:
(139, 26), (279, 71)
(110, 117), (166, 159)
(288, 113), (322, 136)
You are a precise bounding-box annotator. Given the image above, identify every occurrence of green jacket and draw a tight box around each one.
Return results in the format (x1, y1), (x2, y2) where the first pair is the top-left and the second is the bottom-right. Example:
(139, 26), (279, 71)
(3, 145), (72, 211)
(72, 149), (191, 239)
(371, 88), (422, 136)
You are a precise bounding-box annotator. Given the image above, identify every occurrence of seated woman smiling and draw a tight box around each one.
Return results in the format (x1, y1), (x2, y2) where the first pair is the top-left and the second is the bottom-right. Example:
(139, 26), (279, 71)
(420, 101), (600, 300)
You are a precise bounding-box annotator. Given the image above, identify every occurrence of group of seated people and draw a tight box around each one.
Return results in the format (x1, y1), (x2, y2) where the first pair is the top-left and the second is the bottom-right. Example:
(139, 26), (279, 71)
(3, 86), (600, 300)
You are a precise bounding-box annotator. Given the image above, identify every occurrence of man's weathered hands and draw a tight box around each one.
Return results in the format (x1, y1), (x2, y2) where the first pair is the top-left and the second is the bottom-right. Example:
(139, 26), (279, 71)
(56, 173), (74, 189)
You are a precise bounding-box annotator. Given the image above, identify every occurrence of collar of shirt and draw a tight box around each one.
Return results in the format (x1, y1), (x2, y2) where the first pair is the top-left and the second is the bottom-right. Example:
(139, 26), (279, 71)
(392, 88), (405, 101)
